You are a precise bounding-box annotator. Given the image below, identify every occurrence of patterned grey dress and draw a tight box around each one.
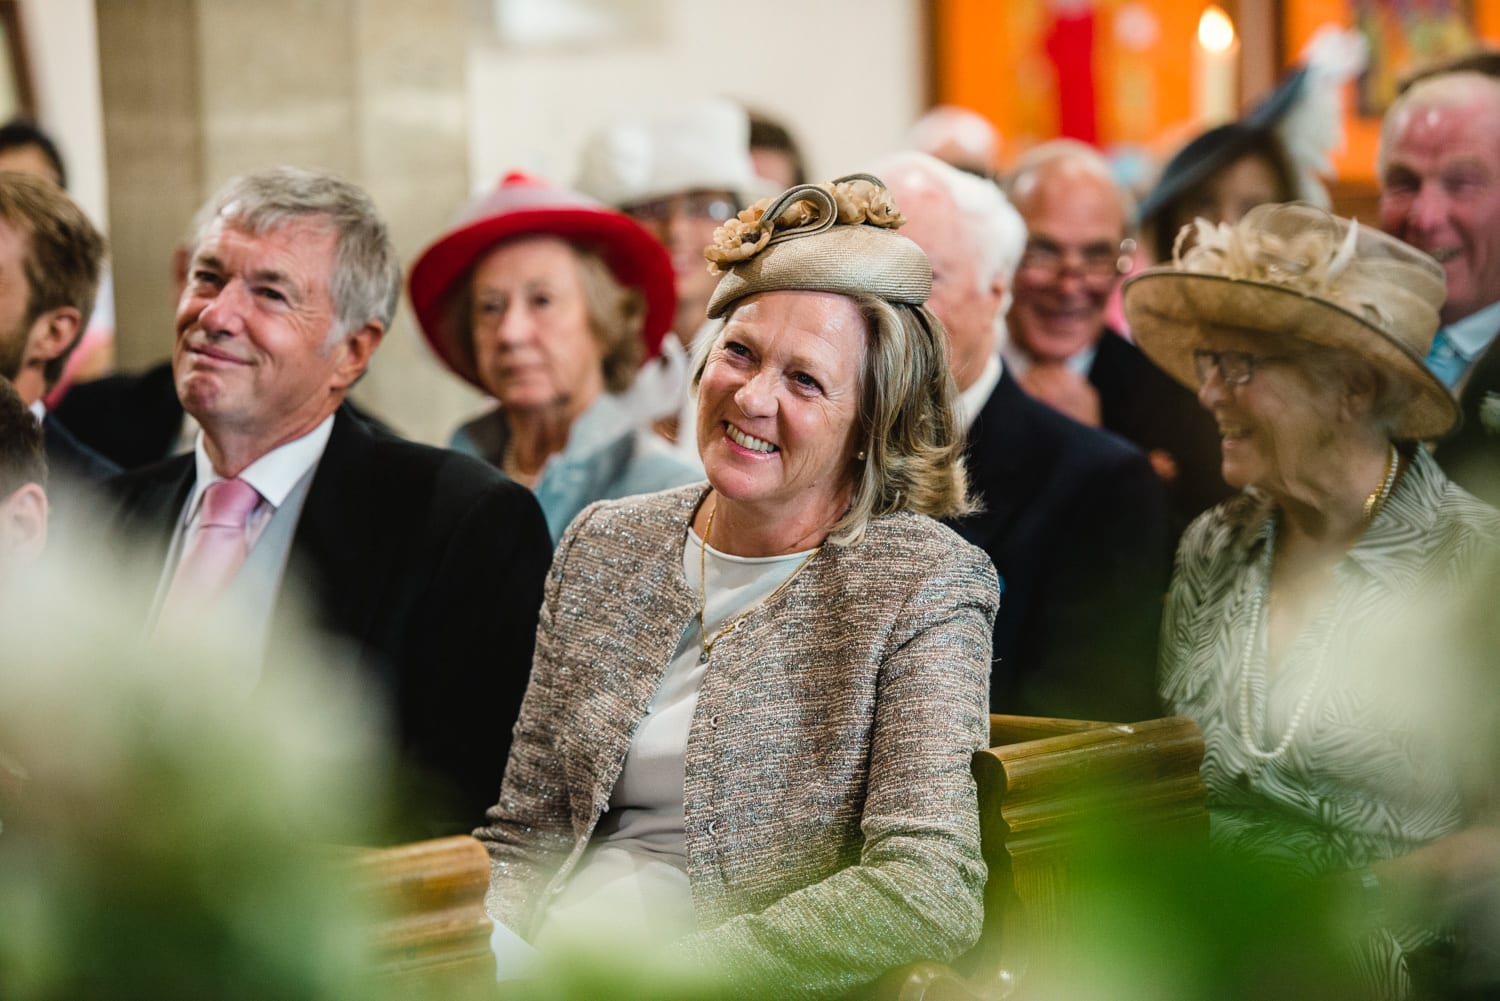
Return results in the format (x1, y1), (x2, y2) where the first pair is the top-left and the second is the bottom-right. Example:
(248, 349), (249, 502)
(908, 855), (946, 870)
(1160, 447), (1500, 997)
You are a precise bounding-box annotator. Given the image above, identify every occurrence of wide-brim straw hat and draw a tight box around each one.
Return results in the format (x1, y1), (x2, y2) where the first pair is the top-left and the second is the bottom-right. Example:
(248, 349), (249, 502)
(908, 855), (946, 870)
(408, 172), (675, 391)
(703, 174), (931, 319)
(1123, 201), (1457, 441)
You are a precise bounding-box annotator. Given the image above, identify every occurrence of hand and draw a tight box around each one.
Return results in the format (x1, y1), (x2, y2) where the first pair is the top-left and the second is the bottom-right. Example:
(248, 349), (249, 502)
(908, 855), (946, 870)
(1018, 362), (1102, 427)
(1375, 825), (1500, 919)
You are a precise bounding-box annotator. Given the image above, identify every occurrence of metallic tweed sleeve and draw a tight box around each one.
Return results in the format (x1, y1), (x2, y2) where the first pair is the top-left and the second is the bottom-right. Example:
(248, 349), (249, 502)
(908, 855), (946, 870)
(473, 502), (605, 933)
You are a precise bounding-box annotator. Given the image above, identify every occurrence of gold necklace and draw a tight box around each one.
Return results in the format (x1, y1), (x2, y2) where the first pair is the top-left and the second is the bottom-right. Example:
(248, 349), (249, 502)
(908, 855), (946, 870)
(697, 496), (822, 664)
(1361, 443), (1402, 524)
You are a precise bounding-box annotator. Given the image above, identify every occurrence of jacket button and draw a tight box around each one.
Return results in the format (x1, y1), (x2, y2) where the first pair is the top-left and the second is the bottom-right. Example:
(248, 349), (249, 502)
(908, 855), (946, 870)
(706, 821), (718, 836)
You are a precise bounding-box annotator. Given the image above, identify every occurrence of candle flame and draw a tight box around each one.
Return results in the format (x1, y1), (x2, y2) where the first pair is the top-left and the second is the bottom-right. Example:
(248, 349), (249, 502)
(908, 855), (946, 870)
(1198, 6), (1236, 53)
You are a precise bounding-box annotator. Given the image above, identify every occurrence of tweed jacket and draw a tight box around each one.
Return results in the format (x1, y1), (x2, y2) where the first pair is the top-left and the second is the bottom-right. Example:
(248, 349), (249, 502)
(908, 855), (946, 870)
(475, 484), (998, 997)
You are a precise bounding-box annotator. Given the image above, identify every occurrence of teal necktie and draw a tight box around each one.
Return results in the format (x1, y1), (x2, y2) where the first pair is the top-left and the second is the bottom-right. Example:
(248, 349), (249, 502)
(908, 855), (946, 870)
(1426, 327), (1468, 389)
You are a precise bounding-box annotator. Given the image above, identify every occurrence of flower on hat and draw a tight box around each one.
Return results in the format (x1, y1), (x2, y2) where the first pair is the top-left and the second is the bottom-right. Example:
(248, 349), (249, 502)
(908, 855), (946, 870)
(1175, 210), (1362, 301)
(1480, 392), (1500, 436)
(703, 177), (906, 275)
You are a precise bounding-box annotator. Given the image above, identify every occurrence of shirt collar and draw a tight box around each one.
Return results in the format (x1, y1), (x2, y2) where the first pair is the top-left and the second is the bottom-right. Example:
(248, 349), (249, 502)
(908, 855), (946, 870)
(959, 353), (1002, 431)
(188, 414), (335, 517)
(1441, 299), (1500, 361)
(999, 325), (1097, 377)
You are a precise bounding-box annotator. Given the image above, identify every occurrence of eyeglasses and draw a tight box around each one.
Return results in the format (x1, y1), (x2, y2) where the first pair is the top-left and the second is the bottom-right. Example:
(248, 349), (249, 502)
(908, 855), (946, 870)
(1192, 350), (1286, 387)
(1019, 237), (1136, 283)
(623, 191), (738, 225)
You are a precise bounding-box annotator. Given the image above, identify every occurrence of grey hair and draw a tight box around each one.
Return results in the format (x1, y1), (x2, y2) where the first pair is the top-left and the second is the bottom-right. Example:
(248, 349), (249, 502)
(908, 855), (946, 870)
(871, 150), (1027, 299)
(691, 295), (974, 546)
(1007, 139), (1139, 233)
(192, 167), (402, 343)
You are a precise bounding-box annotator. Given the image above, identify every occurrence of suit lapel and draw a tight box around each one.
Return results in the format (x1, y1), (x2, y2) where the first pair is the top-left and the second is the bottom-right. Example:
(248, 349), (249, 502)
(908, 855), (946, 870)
(271, 409), (389, 661)
(954, 373), (1036, 549)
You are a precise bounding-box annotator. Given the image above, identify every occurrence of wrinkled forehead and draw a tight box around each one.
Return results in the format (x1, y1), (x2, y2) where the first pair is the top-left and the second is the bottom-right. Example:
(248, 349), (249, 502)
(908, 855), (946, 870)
(1386, 74), (1500, 151)
(195, 202), (339, 253)
(1019, 171), (1126, 243)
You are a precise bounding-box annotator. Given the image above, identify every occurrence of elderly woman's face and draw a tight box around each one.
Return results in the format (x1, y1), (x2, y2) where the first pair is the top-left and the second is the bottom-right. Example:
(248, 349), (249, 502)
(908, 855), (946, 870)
(697, 291), (865, 525)
(1194, 330), (1345, 494)
(469, 235), (604, 414)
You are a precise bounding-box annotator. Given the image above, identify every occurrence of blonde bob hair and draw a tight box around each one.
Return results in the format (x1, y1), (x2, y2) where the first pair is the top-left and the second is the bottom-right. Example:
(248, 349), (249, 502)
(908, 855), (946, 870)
(693, 293), (974, 545)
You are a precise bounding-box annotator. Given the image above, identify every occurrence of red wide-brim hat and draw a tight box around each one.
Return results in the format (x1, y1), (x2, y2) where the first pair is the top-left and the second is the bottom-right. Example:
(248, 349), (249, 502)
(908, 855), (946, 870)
(408, 171), (676, 391)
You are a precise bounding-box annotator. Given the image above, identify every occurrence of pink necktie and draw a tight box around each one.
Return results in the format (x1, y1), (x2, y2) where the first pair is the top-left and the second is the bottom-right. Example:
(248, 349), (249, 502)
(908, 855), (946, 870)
(158, 478), (263, 620)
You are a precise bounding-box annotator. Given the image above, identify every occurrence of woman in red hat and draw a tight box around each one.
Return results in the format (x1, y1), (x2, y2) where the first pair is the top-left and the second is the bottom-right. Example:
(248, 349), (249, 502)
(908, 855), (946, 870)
(409, 173), (701, 541)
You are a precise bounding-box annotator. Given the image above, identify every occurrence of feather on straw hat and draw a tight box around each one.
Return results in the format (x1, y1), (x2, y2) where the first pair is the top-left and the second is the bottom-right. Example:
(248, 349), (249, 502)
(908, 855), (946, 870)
(1123, 202), (1457, 440)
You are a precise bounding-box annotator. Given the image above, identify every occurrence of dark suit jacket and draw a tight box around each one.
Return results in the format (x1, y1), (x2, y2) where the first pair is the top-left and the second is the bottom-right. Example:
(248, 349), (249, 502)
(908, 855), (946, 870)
(104, 407), (554, 835)
(947, 371), (1170, 721)
(43, 411), (120, 483)
(1439, 329), (1500, 508)
(52, 361), (183, 470)
(1087, 328), (1232, 537)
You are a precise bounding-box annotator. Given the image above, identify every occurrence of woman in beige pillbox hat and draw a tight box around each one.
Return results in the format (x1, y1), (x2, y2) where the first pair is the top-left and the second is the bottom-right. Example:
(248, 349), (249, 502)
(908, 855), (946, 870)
(476, 175), (998, 996)
(1125, 202), (1500, 997)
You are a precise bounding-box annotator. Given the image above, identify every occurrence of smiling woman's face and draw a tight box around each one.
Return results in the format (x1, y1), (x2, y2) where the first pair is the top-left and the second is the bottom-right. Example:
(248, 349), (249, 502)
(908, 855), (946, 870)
(696, 290), (866, 528)
(1193, 329), (1347, 497)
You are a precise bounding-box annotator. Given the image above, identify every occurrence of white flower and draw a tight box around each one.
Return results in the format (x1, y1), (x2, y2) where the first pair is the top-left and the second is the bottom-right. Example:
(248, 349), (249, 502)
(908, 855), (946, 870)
(1479, 391), (1500, 435)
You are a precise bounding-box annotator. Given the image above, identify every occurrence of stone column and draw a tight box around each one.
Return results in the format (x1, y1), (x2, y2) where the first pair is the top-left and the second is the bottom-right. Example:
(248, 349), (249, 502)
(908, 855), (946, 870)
(96, 0), (483, 442)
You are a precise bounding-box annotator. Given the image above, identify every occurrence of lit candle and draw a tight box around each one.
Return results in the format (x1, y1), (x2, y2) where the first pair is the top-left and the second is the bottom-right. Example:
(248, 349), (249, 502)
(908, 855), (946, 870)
(1193, 5), (1239, 127)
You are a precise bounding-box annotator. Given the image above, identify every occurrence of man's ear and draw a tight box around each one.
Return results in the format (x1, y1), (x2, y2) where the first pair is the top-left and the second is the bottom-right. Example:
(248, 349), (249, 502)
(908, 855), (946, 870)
(330, 321), (384, 390)
(987, 274), (1011, 322)
(0, 483), (48, 566)
(24, 307), (82, 369)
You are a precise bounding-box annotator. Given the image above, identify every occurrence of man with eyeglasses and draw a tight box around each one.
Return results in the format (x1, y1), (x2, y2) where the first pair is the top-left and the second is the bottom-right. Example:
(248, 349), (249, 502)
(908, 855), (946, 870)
(576, 100), (761, 456)
(1004, 140), (1231, 531)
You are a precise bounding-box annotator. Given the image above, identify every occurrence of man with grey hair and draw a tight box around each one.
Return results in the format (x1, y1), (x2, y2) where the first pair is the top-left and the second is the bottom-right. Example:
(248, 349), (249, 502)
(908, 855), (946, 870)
(1005, 140), (1229, 532)
(1380, 64), (1500, 505)
(105, 167), (552, 834)
(879, 151), (1168, 720)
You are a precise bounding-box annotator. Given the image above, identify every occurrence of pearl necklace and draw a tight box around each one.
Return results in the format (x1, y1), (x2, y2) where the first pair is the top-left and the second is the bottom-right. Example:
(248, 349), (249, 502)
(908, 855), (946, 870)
(1237, 444), (1401, 763)
(1236, 526), (1336, 762)
(697, 497), (821, 664)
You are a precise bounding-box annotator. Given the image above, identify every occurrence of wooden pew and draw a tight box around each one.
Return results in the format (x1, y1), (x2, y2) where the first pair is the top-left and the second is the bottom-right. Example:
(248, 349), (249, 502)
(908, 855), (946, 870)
(355, 715), (1206, 1001)
(353, 834), (498, 999)
(875, 714), (1208, 1001)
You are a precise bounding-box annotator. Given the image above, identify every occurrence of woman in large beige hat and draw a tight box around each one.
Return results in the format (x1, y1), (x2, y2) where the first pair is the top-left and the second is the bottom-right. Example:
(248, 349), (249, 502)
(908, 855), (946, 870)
(476, 175), (996, 996)
(1125, 202), (1500, 998)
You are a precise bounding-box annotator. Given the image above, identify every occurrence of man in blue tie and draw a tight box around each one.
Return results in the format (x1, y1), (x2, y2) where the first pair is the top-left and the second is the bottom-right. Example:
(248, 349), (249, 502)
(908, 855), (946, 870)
(1380, 62), (1500, 504)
